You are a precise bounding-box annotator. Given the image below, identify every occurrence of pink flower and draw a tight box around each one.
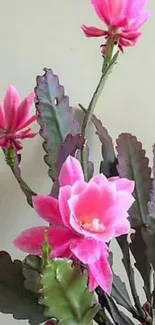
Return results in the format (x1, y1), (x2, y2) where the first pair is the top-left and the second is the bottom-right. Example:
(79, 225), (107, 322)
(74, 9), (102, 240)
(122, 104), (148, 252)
(82, 0), (150, 52)
(0, 86), (36, 150)
(14, 156), (134, 294)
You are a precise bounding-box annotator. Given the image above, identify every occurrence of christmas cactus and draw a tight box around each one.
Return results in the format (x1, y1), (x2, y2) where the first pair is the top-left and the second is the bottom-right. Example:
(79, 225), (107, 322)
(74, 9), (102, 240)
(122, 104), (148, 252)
(0, 0), (153, 325)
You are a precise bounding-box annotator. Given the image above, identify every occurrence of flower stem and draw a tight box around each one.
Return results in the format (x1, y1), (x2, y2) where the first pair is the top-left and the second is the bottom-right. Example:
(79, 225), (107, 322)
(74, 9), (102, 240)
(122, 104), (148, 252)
(3, 148), (36, 206)
(81, 44), (118, 180)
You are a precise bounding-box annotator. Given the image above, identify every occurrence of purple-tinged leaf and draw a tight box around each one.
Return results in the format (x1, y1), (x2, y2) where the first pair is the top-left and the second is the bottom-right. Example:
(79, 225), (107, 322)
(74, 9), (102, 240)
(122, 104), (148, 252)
(76, 144), (94, 181)
(112, 273), (135, 314)
(91, 114), (117, 177)
(144, 145), (155, 271)
(148, 144), (155, 215)
(22, 255), (42, 294)
(130, 229), (151, 302)
(97, 289), (135, 325)
(116, 134), (152, 303)
(51, 134), (85, 198)
(56, 134), (84, 174)
(86, 145), (94, 180)
(143, 144), (155, 271)
(117, 235), (148, 323)
(35, 69), (79, 182)
(144, 216), (155, 271)
(109, 253), (137, 316)
(0, 251), (46, 325)
(116, 133), (151, 228)
(78, 104), (116, 177)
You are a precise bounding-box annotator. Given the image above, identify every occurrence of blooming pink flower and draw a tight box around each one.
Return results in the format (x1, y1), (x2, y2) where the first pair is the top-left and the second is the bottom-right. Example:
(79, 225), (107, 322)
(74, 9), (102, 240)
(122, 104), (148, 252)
(82, 0), (150, 52)
(0, 86), (36, 150)
(14, 156), (134, 294)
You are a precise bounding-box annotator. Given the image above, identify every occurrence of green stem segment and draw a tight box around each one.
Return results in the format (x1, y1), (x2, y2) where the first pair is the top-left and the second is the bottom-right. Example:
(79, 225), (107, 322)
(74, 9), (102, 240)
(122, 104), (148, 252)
(5, 146), (15, 167)
(41, 229), (51, 272)
(81, 42), (118, 180)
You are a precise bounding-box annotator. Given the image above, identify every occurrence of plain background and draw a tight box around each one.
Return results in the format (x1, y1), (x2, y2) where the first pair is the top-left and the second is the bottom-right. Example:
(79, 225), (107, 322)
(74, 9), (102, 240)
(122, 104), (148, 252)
(0, 0), (154, 324)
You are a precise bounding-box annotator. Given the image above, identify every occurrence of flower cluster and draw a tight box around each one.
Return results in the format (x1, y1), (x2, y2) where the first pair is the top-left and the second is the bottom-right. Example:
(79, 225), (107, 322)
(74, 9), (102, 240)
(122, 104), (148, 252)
(82, 0), (150, 53)
(0, 86), (36, 151)
(14, 156), (134, 293)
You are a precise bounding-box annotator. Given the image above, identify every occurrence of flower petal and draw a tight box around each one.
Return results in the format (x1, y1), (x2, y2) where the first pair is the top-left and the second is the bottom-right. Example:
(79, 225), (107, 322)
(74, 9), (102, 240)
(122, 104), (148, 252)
(117, 190), (135, 210)
(81, 25), (107, 37)
(90, 174), (108, 186)
(59, 185), (72, 228)
(70, 238), (104, 264)
(114, 216), (130, 237)
(68, 183), (117, 241)
(16, 128), (37, 139)
(99, 206), (130, 240)
(16, 114), (36, 131)
(69, 183), (102, 224)
(107, 0), (124, 17)
(0, 104), (6, 129)
(0, 137), (10, 149)
(108, 177), (135, 193)
(12, 139), (23, 151)
(88, 254), (112, 294)
(88, 268), (98, 291)
(3, 86), (21, 131)
(129, 0), (149, 17)
(119, 37), (137, 47)
(14, 226), (47, 254)
(71, 181), (87, 195)
(69, 181), (116, 223)
(15, 92), (34, 130)
(49, 226), (79, 258)
(33, 195), (62, 225)
(14, 225), (77, 257)
(129, 11), (151, 29)
(120, 31), (141, 41)
(91, 0), (111, 25)
(59, 156), (84, 187)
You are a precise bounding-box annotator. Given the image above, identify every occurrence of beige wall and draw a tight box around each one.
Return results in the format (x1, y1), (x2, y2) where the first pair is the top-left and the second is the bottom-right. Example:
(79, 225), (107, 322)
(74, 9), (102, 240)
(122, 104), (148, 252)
(0, 0), (154, 324)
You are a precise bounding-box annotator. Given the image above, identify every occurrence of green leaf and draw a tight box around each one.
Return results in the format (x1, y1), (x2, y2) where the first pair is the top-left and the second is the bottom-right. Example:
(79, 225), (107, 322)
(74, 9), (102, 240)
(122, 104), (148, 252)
(0, 251), (46, 325)
(35, 68), (79, 181)
(40, 258), (100, 325)
(116, 133), (151, 228)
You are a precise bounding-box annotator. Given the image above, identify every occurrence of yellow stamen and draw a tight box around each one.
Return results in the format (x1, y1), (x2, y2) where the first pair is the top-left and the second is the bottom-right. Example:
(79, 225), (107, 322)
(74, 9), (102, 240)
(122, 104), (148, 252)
(81, 217), (105, 232)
